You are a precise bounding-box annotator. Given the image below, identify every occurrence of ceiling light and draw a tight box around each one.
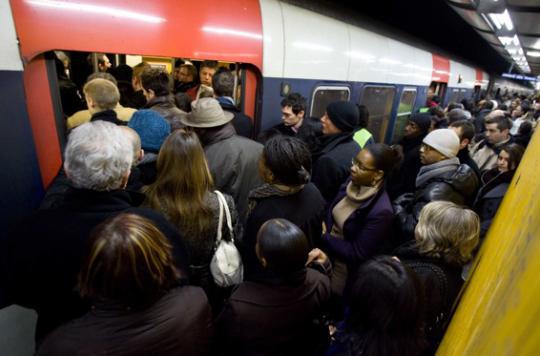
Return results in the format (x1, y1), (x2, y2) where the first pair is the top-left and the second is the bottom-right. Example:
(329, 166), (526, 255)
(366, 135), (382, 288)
(527, 51), (540, 57)
(488, 9), (513, 31)
(533, 40), (540, 50)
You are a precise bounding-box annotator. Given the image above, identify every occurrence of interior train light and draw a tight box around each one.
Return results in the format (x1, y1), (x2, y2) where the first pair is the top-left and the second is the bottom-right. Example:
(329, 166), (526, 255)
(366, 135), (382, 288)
(527, 51), (540, 57)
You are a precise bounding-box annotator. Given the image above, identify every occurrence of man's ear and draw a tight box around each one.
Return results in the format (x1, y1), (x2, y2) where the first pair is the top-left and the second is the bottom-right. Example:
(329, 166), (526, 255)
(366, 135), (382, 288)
(121, 170), (131, 189)
(138, 149), (144, 164)
(460, 138), (470, 150)
(298, 110), (305, 119)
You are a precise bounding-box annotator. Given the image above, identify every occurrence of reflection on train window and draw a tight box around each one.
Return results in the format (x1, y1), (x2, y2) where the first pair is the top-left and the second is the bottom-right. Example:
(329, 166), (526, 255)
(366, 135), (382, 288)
(359, 86), (396, 143)
(310, 86), (350, 118)
(391, 88), (416, 144)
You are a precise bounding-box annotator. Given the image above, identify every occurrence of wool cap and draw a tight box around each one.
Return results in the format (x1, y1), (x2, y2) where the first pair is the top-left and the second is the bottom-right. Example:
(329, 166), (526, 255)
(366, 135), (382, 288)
(180, 97), (234, 128)
(326, 101), (359, 133)
(408, 113), (432, 133)
(128, 109), (171, 153)
(422, 128), (460, 158)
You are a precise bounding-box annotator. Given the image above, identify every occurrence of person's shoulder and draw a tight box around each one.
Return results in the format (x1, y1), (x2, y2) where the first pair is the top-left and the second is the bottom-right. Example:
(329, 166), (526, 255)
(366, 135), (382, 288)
(67, 110), (91, 129)
(115, 106), (137, 121)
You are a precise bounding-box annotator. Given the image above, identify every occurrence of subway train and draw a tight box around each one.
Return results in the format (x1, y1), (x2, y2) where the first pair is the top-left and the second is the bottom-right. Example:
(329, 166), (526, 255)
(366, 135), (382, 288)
(1, 0), (539, 354)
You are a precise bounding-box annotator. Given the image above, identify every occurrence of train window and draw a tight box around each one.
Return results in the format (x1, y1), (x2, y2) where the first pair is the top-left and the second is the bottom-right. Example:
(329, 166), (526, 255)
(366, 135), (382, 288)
(359, 86), (396, 143)
(391, 88), (416, 144)
(449, 88), (461, 104)
(310, 86), (350, 118)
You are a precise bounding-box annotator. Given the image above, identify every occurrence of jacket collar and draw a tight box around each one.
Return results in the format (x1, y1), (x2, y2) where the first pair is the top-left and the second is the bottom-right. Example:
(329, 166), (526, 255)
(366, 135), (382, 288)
(198, 122), (236, 146)
(63, 188), (144, 212)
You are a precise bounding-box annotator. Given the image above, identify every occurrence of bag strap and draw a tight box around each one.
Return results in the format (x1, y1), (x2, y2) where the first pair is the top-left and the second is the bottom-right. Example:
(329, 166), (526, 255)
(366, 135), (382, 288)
(214, 190), (234, 242)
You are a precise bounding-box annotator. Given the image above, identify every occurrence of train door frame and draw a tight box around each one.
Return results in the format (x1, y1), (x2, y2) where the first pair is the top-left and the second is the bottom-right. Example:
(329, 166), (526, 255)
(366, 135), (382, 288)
(429, 81), (447, 104)
(309, 84), (352, 119)
(386, 86), (418, 144)
(357, 84), (397, 143)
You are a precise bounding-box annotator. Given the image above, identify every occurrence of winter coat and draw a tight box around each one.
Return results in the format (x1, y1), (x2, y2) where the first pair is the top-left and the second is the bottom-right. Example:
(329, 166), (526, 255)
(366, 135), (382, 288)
(394, 242), (463, 352)
(473, 168), (514, 238)
(7, 188), (188, 342)
(470, 137), (511, 172)
(457, 148), (481, 184)
(37, 286), (212, 356)
(215, 267), (331, 356)
(311, 133), (361, 203)
(145, 95), (186, 130)
(218, 97), (254, 138)
(201, 123), (263, 221)
(387, 134), (425, 200)
(320, 180), (395, 283)
(394, 160), (479, 240)
(242, 183), (325, 279)
(259, 118), (323, 152)
(67, 104), (136, 130)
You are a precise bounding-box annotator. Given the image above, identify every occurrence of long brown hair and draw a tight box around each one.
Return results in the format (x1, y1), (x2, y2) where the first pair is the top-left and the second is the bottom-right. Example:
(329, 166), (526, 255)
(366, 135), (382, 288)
(144, 129), (214, 237)
(79, 213), (181, 307)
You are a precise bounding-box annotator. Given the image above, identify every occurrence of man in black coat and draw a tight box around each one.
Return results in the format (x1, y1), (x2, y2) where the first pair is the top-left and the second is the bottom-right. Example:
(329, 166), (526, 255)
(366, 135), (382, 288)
(449, 120), (481, 182)
(311, 101), (361, 203)
(387, 113), (432, 200)
(7, 121), (188, 344)
(213, 69), (254, 138)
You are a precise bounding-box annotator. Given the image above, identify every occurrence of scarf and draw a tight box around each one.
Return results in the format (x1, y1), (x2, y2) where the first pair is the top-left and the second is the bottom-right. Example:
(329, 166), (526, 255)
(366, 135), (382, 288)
(247, 183), (304, 215)
(415, 157), (460, 188)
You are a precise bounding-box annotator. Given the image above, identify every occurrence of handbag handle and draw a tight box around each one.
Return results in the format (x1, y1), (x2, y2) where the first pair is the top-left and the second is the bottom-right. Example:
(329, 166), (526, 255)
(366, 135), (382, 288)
(214, 190), (234, 243)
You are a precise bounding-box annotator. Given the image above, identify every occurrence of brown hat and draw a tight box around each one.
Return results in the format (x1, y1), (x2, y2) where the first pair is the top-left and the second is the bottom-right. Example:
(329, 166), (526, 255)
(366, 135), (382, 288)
(180, 97), (234, 128)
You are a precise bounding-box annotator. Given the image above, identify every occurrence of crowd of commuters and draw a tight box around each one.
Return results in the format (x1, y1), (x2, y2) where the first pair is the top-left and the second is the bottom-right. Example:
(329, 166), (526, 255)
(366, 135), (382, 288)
(7, 53), (537, 355)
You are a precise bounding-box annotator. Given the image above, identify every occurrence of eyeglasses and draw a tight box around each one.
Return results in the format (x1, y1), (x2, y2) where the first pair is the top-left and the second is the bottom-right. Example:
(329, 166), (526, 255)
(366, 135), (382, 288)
(420, 143), (433, 152)
(351, 158), (378, 172)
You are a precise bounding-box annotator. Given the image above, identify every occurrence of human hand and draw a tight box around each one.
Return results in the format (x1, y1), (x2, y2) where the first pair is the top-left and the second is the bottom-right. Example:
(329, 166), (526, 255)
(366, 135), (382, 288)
(306, 248), (328, 266)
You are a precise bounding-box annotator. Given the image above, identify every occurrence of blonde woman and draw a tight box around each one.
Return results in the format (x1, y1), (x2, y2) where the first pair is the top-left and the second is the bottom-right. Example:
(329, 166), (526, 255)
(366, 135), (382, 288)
(394, 200), (480, 352)
(143, 129), (240, 310)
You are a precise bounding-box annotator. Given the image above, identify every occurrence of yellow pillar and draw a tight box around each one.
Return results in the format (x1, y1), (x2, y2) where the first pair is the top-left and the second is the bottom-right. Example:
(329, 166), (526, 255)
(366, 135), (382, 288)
(437, 129), (540, 355)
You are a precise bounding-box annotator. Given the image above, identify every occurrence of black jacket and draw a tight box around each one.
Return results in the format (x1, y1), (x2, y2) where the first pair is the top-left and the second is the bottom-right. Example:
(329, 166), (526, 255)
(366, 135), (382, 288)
(259, 118), (323, 151)
(145, 95), (186, 130)
(395, 163), (479, 240)
(311, 133), (360, 203)
(457, 148), (482, 193)
(90, 109), (127, 126)
(218, 100), (254, 139)
(242, 183), (325, 279)
(37, 286), (212, 356)
(473, 168), (514, 239)
(394, 242), (463, 352)
(387, 134), (425, 200)
(7, 188), (188, 342)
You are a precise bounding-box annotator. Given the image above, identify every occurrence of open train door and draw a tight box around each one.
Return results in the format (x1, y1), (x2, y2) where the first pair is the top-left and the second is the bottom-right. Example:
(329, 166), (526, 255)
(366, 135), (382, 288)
(238, 64), (262, 136)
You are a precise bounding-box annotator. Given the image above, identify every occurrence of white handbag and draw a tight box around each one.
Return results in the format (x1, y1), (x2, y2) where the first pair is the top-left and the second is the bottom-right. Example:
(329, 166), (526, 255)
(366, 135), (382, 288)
(209, 191), (244, 287)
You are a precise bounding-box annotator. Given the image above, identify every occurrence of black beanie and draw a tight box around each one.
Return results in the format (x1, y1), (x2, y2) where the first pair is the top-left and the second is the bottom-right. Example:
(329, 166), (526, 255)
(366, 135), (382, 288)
(409, 113), (432, 134)
(326, 101), (359, 133)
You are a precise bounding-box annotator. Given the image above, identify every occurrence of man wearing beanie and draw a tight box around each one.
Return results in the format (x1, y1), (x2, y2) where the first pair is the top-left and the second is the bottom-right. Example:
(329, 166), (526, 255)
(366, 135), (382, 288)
(393, 129), (479, 240)
(311, 101), (361, 202)
(387, 113), (432, 200)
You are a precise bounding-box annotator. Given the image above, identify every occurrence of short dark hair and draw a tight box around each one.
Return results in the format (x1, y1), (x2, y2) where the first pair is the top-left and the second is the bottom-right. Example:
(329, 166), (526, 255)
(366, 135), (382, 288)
(447, 108), (467, 124)
(180, 64), (197, 79)
(263, 135), (311, 185)
(174, 59), (185, 68)
(79, 213), (181, 307)
(174, 92), (192, 112)
(200, 60), (218, 70)
(87, 53), (108, 66)
(500, 143), (524, 171)
(280, 93), (306, 115)
(484, 100), (494, 110)
(140, 67), (171, 97)
(446, 102), (464, 111)
(212, 69), (234, 97)
(345, 256), (425, 355)
(450, 120), (475, 141)
(365, 143), (402, 177)
(485, 115), (512, 131)
(256, 219), (309, 276)
(357, 104), (369, 129)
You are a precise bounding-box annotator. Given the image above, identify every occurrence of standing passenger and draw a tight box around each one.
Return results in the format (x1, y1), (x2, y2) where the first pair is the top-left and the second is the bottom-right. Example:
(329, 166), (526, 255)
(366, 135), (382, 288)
(181, 97), (263, 222)
(131, 62), (151, 109)
(311, 101), (361, 203)
(469, 112), (512, 172)
(352, 104), (374, 148)
(216, 219), (331, 356)
(213, 69), (254, 138)
(243, 136), (325, 279)
(37, 213), (212, 356)
(186, 60), (218, 101)
(140, 67), (186, 130)
(143, 129), (240, 309)
(175, 63), (198, 94)
(320, 144), (401, 295)
(83, 78), (127, 126)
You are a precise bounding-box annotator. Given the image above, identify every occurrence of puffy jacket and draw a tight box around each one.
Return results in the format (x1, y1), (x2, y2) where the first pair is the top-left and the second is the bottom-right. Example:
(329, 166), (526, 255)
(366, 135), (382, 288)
(145, 95), (187, 130)
(395, 164), (479, 240)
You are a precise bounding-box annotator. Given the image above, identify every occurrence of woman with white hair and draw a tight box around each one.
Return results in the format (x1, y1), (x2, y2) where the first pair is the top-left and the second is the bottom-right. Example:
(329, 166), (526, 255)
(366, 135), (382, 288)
(9, 121), (188, 343)
(394, 200), (480, 352)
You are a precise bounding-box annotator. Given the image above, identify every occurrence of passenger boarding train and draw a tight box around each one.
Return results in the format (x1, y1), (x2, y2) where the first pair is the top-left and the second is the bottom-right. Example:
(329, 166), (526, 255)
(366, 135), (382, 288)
(0, 0), (534, 242)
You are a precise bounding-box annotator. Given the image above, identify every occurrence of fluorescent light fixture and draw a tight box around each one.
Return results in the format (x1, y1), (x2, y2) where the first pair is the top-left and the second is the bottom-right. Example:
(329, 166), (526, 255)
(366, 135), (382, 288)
(202, 27), (263, 40)
(488, 10), (513, 31)
(293, 42), (333, 52)
(26, 0), (166, 23)
(488, 13), (502, 30)
(533, 40), (540, 50)
(498, 34), (520, 46)
(527, 51), (540, 57)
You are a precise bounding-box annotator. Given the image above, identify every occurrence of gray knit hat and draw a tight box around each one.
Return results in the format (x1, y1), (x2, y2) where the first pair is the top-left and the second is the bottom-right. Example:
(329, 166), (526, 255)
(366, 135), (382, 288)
(422, 129), (460, 158)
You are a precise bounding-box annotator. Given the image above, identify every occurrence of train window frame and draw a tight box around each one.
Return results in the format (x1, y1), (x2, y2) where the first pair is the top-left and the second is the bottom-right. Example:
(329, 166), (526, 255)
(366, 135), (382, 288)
(309, 86), (351, 118)
(358, 85), (396, 143)
(390, 87), (417, 144)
